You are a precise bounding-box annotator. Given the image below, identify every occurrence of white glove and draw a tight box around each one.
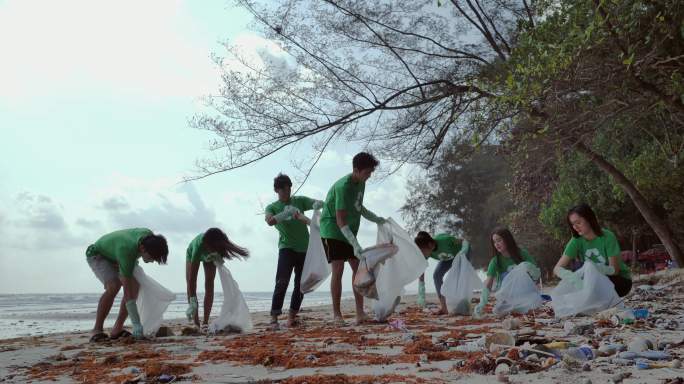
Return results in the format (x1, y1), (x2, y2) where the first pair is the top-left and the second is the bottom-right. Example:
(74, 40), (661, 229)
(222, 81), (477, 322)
(186, 296), (198, 321)
(521, 261), (541, 280)
(592, 262), (615, 275)
(340, 225), (363, 259)
(474, 287), (490, 318)
(273, 205), (300, 223)
(555, 267), (582, 289)
(361, 206), (385, 224)
(206, 252), (224, 264)
(312, 200), (324, 210)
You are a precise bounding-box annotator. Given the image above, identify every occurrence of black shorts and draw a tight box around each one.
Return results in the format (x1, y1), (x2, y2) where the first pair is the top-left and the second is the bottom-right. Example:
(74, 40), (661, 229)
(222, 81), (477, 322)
(608, 275), (632, 297)
(322, 238), (354, 263)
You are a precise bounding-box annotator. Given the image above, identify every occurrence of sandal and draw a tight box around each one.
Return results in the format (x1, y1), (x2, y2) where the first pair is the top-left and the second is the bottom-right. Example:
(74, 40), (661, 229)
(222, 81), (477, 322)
(89, 332), (109, 343)
(110, 330), (132, 340)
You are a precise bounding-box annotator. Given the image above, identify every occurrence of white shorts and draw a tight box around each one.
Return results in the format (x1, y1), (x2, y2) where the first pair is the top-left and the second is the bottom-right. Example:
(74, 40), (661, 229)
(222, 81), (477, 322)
(87, 255), (119, 286)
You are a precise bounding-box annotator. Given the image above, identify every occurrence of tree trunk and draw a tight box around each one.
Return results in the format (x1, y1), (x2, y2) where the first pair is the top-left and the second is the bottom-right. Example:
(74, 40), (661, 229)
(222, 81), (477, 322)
(575, 142), (684, 268)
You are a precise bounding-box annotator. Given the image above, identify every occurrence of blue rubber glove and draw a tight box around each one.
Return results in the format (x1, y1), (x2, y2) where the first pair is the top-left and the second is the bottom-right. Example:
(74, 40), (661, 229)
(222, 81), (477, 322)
(125, 300), (144, 339)
(186, 296), (198, 321)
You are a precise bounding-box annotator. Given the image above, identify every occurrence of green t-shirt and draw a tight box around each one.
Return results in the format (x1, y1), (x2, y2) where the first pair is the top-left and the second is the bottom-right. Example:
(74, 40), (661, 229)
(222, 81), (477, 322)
(486, 248), (537, 285)
(319, 174), (365, 243)
(563, 228), (631, 279)
(86, 228), (152, 278)
(186, 232), (212, 263)
(265, 196), (316, 253)
(429, 234), (463, 261)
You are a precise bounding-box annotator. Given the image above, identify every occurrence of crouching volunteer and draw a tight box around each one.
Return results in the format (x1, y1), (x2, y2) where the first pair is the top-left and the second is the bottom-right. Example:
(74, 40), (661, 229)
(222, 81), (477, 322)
(414, 231), (468, 315)
(553, 204), (632, 297)
(86, 228), (168, 342)
(474, 227), (540, 317)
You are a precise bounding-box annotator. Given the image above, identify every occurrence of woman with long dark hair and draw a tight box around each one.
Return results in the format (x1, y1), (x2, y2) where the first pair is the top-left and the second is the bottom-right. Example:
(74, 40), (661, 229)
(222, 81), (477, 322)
(553, 204), (632, 297)
(185, 228), (249, 330)
(474, 227), (539, 317)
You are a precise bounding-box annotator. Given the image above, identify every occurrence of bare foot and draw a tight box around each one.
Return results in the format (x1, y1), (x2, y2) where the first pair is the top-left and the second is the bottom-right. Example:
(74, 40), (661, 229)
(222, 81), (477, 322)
(332, 315), (346, 326)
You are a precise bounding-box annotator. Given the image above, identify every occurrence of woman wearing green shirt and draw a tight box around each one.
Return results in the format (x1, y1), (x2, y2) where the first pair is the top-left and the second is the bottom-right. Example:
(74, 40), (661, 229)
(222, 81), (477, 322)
(186, 228), (249, 330)
(553, 204), (632, 297)
(474, 227), (540, 317)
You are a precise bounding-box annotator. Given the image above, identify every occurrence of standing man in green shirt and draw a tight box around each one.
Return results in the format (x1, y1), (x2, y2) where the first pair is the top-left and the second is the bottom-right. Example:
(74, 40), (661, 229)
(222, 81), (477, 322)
(414, 231), (468, 315)
(85, 228), (168, 342)
(265, 173), (323, 329)
(319, 152), (386, 325)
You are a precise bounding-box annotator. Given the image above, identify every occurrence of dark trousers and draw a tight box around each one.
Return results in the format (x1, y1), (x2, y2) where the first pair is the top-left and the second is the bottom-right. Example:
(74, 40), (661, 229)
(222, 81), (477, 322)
(608, 275), (632, 297)
(270, 248), (306, 316)
(433, 258), (454, 298)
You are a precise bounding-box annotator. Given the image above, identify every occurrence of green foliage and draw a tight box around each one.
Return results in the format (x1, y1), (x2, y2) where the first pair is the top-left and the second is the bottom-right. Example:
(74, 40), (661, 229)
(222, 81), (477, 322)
(401, 145), (514, 267)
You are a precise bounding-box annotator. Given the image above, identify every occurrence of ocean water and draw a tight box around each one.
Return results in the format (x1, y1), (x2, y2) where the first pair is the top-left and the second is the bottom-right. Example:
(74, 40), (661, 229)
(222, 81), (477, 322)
(0, 291), (352, 340)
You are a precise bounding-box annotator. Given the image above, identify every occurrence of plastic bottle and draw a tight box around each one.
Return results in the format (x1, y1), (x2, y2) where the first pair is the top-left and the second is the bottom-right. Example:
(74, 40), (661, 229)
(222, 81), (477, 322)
(564, 345), (595, 361)
(545, 341), (574, 350)
(633, 308), (649, 319)
(597, 343), (626, 356)
(611, 309), (635, 325)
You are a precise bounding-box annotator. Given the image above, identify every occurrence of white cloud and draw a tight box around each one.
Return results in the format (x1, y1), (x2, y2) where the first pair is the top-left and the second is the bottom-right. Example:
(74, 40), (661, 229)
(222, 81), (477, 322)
(224, 33), (297, 75)
(0, 0), (221, 102)
(2, 192), (86, 250)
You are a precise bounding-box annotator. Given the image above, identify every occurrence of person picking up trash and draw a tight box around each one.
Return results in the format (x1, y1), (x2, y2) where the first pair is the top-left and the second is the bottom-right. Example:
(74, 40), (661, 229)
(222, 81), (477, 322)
(553, 203), (632, 297)
(414, 231), (469, 315)
(265, 173), (323, 329)
(86, 228), (168, 342)
(475, 227), (541, 317)
(185, 228), (249, 331)
(319, 152), (385, 325)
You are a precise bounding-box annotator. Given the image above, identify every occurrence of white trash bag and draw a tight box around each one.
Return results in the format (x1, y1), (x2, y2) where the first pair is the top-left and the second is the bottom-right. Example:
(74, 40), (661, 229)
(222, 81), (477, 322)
(133, 266), (176, 337)
(440, 242), (482, 315)
(493, 263), (542, 316)
(300, 209), (331, 294)
(369, 218), (428, 321)
(209, 262), (253, 333)
(551, 262), (623, 318)
(353, 243), (399, 300)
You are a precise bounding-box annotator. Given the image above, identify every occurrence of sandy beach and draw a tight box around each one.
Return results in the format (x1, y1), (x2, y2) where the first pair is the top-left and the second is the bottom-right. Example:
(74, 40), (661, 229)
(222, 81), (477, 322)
(1, 271), (683, 384)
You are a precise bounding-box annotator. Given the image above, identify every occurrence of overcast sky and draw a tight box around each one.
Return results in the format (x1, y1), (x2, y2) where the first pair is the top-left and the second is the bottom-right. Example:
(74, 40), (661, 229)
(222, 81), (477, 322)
(0, 0), (446, 295)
